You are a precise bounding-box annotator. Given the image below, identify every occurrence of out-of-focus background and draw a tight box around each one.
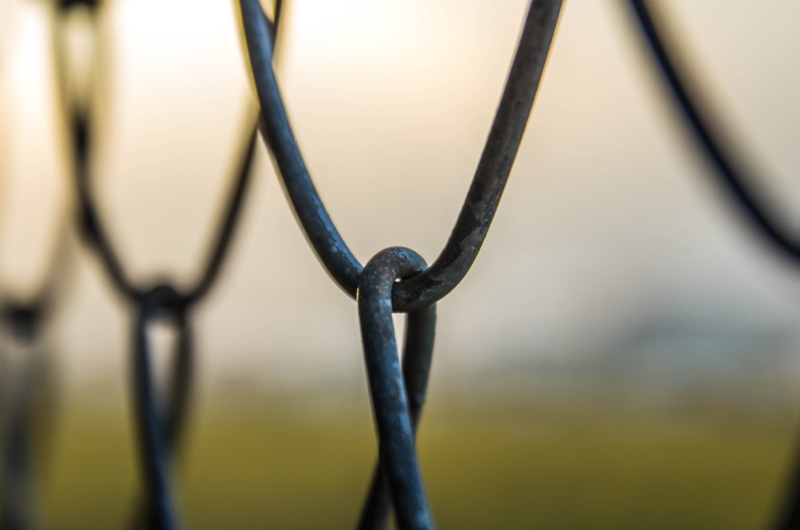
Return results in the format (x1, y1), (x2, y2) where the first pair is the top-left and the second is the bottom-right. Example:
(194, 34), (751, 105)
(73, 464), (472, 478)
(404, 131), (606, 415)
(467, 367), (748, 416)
(2, 0), (800, 528)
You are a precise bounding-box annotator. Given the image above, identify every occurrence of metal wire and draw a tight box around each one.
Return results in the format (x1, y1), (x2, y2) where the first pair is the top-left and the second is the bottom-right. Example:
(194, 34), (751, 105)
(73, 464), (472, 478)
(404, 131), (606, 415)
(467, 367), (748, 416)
(9, 0), (563, 526)
(58, 2), (282, 528)
(0, 243), (65, 530)
(238, 0), (563, 527)
(239, 0), (564, 311)
(628, 0), (800, 263)
(627, 1), (800, 529)
(357, 300), (436, 530)
(5, 0), (800, 526)
(0, 304), (51, 530)
(0, 1), (79, 525)
(14, 0), (795, 526)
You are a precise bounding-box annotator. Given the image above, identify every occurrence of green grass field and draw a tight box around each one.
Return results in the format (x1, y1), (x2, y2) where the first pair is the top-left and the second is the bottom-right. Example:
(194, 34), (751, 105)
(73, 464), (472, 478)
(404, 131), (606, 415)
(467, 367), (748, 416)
(33, 392), (798, 530)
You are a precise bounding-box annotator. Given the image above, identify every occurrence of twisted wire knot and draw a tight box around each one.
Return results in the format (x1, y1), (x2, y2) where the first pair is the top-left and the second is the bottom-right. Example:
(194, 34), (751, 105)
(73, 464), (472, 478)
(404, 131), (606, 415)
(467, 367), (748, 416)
(138, 284), (189, 319)
(57, 0), (101, 13)
(0, 305), (45, 344)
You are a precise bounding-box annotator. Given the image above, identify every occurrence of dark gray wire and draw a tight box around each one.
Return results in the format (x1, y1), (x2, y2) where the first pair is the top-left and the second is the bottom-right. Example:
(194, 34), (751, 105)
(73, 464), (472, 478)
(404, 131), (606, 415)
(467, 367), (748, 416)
(57, 0), (99, 11)
(62, 3), (283, 529)
(132, 299), (181, 530)
(236, 2), (562, 526)
(357, 303), (436, 530)
(128, 285), (193, 530)
(0, 308), (47, 530)
(628, 0), (800, 263)
(0, 345), (36, 530)
(239, 0), (563, 311)
(74, 105), (260, 303)
(0, 1), (85, 526)
(627, 2), (800, 529)
(357, 247), (436, 530)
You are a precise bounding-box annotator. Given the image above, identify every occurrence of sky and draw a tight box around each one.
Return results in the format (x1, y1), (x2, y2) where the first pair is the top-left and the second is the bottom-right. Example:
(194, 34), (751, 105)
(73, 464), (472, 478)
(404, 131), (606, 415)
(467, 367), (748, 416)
(1, 0), (800, 396)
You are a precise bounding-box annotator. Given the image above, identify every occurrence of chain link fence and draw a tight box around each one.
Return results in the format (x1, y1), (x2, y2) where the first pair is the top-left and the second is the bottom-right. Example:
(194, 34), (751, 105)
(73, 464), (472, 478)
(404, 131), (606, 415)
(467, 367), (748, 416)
(1, 0), (798, 529)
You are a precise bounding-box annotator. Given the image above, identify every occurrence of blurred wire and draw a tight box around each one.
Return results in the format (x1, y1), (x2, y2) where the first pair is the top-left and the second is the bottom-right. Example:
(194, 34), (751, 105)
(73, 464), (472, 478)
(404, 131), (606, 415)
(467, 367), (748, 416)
(0, 303), (55, 530)
(56, 0), (284, 528)
(628, 0), (800, 263)
(0, 1), (80, 528)
(628, 1), (800, 529)
(240, 0), (563, 528)
(0, 238), (71, 530)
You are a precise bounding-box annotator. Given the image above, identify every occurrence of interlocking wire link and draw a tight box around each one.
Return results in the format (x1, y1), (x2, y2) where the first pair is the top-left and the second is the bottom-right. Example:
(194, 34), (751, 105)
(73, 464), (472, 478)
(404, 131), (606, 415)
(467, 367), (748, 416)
(0, 310), (39, 530)
(357, 248), (436, 530)
(56, 2), (284, 528)
(11, 0), (796, 526)
(238, 0), (563, 527)
(57, 0), (100, 11)
(130, 286), (192, 530)
(627, 2), (800, 529)
(357, 293), (436, 530)
(239, 0), (564, 312)
(0, 248), (66, 530)
(0, 304), (51, 530)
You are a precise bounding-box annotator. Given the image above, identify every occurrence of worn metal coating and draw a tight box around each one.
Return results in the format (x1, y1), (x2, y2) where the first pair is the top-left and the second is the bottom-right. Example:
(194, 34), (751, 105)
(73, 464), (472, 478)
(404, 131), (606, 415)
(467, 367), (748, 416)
(357, 303), (436, 530)
(61, 3), (274, 529)
(240, 0), (563, 311)
(358, 248), (435, 530)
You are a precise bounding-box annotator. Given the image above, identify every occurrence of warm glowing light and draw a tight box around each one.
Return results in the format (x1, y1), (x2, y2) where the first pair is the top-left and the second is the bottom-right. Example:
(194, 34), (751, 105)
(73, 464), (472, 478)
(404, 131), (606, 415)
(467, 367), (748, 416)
(0, 1), (66, 298)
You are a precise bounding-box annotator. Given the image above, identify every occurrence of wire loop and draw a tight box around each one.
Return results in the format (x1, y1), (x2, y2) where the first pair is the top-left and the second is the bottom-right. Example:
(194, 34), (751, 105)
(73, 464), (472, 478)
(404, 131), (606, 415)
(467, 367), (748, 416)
(239, 0), (563, 311)
(357, 247), (435, 530)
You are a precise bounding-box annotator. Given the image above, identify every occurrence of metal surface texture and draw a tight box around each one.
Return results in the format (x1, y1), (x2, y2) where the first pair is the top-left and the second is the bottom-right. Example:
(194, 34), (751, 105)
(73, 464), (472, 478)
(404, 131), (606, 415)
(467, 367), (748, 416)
(237, 0), (562, 526)
(357, 301), (436, 530)
(7, 0), (797, 526)
(357, 248), (434, 530)
(239, 0), (563, 311)
(627, 1), (800, 529)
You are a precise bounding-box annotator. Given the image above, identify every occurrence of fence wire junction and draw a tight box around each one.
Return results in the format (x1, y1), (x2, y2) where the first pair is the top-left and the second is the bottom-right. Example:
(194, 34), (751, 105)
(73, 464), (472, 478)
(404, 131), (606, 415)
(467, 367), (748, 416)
(1, 1), (799, 529)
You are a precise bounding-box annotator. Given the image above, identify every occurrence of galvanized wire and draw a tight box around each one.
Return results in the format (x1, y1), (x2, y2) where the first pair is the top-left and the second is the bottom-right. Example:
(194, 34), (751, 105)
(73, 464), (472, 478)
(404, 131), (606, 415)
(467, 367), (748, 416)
(357, 302), (436, 530)
(239, 0), (563, 527)
(239, 0), (564, 311)
(14, 0), (795, 527)
(357, 248), (436, 530)
(8, 0), (563, 527)
(5, 0), (799, 526)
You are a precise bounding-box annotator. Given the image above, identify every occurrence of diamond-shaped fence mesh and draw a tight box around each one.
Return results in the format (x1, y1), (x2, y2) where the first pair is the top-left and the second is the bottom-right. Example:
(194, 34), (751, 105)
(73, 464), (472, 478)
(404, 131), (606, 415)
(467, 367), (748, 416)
(1, 1), (799, 529)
